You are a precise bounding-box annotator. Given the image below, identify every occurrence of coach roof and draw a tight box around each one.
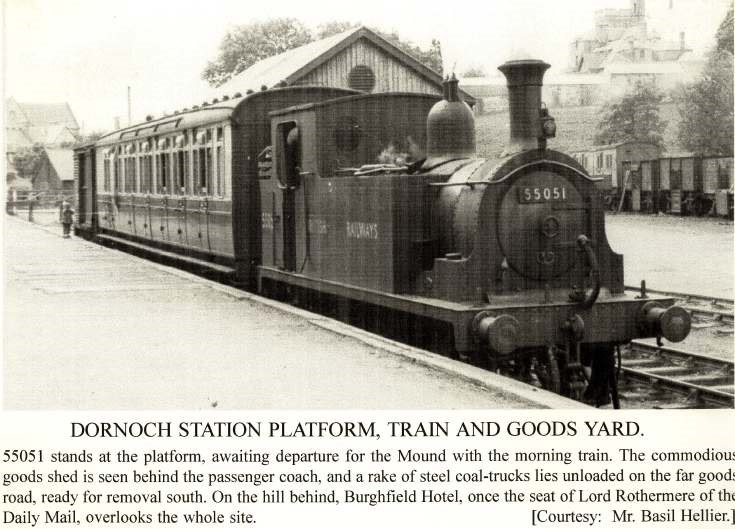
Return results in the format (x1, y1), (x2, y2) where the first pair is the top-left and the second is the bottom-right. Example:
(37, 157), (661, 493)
(95, 86), (361, 147)
(95, 105), (236, 147)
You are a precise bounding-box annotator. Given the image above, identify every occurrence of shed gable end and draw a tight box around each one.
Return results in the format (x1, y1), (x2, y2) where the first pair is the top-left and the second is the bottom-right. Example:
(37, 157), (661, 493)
(296, 39), (442, 97)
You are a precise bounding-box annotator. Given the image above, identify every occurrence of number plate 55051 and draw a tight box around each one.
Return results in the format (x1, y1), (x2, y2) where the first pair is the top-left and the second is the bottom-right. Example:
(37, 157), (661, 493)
(519, 186), (568, 203)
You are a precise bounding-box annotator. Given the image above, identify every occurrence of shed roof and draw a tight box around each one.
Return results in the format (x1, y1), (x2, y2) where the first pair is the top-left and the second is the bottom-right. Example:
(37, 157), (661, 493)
(44, 148), (75, 181)
(211, 26), (472, 102)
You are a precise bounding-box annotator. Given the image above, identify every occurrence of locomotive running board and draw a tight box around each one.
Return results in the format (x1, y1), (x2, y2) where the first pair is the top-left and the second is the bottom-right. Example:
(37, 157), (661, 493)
(258, 266), (674, 352)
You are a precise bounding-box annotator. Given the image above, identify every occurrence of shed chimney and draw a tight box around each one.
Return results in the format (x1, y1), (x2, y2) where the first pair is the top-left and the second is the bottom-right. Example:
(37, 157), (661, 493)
(679, 32), (686, 51)
(498, 59), (550, 154)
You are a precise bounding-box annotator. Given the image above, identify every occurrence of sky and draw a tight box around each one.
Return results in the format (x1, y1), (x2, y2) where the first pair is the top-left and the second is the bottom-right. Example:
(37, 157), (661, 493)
(2, 0), (731, 132)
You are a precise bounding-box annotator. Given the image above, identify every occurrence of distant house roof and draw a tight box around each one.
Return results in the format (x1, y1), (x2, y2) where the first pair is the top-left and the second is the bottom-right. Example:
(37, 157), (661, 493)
(459, 71), (605, 90)
(6, 128), (34, 150)
(27, 125), (78, 145)
(660, 150), (697, 159)
(574, 30), (598, 42)
(606, 62), (685, 74)
(210, 26), (472, 102)
(44, 148), (74, 181)
(582, 52), (607, 72)
(571, 141), (660, 152)
(6, 98), (30, 128)
(15, 102), (79, 131)
(546, 73), (606, 85)
(458, 75), (506, 87)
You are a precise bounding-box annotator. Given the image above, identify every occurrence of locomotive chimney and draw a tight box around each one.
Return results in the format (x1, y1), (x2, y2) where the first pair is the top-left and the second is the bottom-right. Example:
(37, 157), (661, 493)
(498, 59), (551, 154)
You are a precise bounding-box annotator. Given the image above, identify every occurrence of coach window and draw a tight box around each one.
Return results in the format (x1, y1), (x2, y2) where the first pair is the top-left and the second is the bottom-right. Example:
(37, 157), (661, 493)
(670, 159), (682, 189)
(114, 147), (122, 192)
(192, 137), (199, 195)
(103, 149), (111, 192)
(204, 144), (213, 195)
(125, 143), (136, 192)
(176, 135), (188, 195)
(194, 129), (212, 195)
(718, 160), (730, 189)
(157, 138), (169, 193)
(216, 127), (224, 196)
(140, 140), (152, 193)
(136, 141), (145, 192)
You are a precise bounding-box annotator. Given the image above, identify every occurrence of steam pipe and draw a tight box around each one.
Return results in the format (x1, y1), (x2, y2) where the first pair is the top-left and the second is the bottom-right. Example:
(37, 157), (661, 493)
(576, 234), (600, 310)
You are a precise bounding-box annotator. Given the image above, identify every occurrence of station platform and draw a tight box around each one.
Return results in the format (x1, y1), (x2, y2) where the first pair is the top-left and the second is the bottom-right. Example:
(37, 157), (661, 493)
(3, 216), (581, 410)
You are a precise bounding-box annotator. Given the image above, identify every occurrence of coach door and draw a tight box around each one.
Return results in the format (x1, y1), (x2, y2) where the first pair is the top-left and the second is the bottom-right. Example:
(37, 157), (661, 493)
(276, 122), (301, 272)
(77, 152), (87, 224)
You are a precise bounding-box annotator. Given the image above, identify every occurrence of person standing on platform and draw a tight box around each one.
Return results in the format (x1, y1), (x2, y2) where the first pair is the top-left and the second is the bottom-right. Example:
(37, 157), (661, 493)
(61, 201), (74, 238)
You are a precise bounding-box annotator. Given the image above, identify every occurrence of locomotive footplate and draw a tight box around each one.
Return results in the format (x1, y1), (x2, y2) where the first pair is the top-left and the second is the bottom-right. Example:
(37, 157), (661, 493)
(257, 267), (687, 354)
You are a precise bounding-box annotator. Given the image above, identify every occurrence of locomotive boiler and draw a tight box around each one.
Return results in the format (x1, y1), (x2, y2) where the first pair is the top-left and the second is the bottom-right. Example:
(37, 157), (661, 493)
(74, 59), (691, 406)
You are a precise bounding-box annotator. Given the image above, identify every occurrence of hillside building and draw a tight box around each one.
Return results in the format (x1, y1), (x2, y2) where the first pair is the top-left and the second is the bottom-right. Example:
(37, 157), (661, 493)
(462, 0), (704, 111)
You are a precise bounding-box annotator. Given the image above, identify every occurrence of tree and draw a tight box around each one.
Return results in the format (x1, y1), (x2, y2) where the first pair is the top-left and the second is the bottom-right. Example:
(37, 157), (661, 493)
(202, 18), (312, 87)
(10, 144), (46, 184)
(316, 21), (358, 39)
(594, 82), (666, 146)
(715, 6), (733, 54)
(461, 66), (486, 78)
(675, 49), (734, 156)
(374, 29), (443, 74)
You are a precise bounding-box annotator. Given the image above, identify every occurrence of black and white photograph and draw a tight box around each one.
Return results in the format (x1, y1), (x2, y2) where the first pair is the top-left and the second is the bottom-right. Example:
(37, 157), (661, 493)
(2, 0), (734, 526)
(4, 0), (732, 410)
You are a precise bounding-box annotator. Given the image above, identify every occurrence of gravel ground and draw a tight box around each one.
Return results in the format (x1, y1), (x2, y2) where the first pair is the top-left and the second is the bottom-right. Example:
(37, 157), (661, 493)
(4, 216), (548, 410)
(605, 212), (733, 299)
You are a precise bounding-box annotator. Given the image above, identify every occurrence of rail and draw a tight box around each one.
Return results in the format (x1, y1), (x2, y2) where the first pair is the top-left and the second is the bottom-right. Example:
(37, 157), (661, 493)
(619, 341), (734, 408)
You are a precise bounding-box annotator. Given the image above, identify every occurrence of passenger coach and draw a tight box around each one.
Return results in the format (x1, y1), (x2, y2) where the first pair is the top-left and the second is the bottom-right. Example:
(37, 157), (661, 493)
(74, 86), (358, 286)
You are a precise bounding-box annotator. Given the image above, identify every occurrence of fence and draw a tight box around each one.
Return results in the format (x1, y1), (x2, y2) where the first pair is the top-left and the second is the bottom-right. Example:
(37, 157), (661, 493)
(6, 191), (76, 225)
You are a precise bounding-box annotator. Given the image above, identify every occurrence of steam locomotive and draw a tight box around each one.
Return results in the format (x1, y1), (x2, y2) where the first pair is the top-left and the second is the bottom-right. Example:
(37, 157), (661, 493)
(73, 59), (691, 406)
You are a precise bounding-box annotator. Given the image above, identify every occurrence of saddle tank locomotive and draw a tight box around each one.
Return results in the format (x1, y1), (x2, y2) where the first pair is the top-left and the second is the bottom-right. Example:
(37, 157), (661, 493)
(74, 59), (691, 406)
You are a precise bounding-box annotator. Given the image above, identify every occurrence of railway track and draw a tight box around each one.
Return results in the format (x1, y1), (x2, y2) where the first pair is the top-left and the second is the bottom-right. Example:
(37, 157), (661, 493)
(625, 285), (733, 328)
(617, 341), (734, 409)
